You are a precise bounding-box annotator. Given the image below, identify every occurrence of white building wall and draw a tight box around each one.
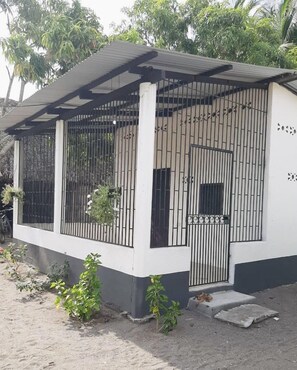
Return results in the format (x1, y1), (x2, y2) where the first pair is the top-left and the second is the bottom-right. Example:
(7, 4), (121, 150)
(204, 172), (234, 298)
(13, 82), (297, 283)
(230, 83), (297, 272)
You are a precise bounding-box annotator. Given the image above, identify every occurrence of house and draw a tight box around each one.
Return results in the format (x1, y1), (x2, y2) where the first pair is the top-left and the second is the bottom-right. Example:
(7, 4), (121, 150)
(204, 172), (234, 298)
(1, 41), (297, 318)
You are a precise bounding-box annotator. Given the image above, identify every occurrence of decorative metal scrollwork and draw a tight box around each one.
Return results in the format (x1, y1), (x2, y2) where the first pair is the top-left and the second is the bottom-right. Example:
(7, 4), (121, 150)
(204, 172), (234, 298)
(277, 123), (297, 136)
(288, 173), (297, 182)
(182, 176), (194, 184)
(187, 214), (229, 225)
(123, 132), (135, 140)
(180, 101), (253, 126)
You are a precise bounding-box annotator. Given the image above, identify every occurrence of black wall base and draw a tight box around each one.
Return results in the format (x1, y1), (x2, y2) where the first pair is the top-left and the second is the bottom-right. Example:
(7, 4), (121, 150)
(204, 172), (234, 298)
(16, 240), (189, 318)
(234, 255), (297, 293)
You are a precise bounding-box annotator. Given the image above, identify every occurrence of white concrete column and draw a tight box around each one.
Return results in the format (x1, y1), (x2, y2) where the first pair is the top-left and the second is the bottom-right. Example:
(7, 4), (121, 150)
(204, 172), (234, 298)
(54, 120), (65, 234)
(133, 82), (157, 273)
(13, 140), (21, 227)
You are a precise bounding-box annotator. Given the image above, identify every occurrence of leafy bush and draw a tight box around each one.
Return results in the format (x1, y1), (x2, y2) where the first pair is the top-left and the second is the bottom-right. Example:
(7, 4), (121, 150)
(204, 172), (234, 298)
(145, 275), (168, 330)
(160, 300), (181, 335)
(51, 253), (101, 321)
(1, 184), (24, 205)
(86, 185), (121, 225)
(146, 275), (181, 334)
(1, 242), (27, 279)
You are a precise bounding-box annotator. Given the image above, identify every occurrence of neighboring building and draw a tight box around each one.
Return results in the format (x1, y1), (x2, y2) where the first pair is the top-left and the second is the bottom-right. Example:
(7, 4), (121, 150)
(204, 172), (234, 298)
(1, 42), (297, 318)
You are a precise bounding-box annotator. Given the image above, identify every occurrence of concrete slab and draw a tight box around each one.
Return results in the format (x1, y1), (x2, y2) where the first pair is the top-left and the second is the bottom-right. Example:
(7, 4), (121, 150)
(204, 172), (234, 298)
(188, 290), (256, 318)
(189, 282), (233, 296)
(214, 304), (279, 328)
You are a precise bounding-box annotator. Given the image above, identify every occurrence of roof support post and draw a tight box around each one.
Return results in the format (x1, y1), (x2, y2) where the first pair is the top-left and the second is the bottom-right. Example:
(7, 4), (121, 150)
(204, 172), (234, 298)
(13, 140), (22, 227)
(53, 120), (65, 234)
(132, 82), (157, 296)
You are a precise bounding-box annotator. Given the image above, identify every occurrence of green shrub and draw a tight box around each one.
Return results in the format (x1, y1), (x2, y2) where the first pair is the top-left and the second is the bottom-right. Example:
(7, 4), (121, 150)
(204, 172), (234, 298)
(86, 185), (121, 225)
(1, 242), (27, 279)
(160, 300), (181, 335)
(51, 253), (101, 321)
(146, 275), (181, 334)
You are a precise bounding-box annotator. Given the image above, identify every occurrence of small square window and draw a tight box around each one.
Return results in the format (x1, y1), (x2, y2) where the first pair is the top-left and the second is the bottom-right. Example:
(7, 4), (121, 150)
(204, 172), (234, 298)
(199, 183), (224, 215)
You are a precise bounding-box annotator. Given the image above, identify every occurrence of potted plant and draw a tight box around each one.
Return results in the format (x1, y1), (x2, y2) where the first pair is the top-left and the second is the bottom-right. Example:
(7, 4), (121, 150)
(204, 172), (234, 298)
(86, 185), (121, 226)
(1, 184), (25, 205)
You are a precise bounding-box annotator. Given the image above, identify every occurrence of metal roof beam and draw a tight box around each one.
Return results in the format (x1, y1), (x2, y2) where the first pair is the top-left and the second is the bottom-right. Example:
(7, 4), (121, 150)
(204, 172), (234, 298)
(15, 77), (149, 138)
(47, 107), (74, 115)
(258, 72), (297, 85)
(7, 50), (158, 133)
(195, 73), (276, 104)
(130, 64), (233, 79)
(79, 90), (105, 100)
(164, 71), (266, 88)
(129, 66), (166, 83)
(156, 64), (232, 96)
(24, 121), (47, 127)
(131, 64), (265, 90)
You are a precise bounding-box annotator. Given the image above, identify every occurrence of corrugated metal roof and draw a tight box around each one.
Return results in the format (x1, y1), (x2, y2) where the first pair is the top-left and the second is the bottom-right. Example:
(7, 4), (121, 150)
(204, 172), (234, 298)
(1, 41), (296, 131)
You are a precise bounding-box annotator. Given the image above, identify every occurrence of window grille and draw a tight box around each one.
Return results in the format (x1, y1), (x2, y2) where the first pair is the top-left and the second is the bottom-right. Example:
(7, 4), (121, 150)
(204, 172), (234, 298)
(20, 131), (56, 231)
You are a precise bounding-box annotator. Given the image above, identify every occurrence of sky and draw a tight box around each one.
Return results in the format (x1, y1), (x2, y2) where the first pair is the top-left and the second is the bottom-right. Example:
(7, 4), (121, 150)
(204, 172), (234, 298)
(0, 0), (136, 101)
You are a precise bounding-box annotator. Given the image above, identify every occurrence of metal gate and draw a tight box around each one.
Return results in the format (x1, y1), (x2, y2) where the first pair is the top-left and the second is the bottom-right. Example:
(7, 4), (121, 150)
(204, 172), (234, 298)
(188, 146), (233, 286)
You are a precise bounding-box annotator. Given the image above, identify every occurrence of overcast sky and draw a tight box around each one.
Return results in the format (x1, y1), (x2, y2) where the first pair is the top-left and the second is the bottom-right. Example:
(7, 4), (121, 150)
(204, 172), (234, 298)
(0, 0), (135, 101)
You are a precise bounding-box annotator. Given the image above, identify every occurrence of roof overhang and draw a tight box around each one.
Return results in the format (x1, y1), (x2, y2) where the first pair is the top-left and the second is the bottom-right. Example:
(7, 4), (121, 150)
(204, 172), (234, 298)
(1, 41), (297, 137)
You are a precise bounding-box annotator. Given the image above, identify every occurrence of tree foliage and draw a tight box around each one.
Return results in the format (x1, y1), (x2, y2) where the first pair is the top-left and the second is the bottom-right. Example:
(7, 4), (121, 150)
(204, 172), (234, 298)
(113, 0), (297, 68)
(0, 0), (107, 110)
(112, 0), (190, 51)
(192, 5), (289, 67)
(1, 0), (297, 108)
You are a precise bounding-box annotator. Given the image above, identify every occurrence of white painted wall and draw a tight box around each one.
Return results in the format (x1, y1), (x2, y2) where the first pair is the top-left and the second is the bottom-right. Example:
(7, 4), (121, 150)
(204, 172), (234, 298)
(14, 82), (297, 282)
(230, 83), (297, 270)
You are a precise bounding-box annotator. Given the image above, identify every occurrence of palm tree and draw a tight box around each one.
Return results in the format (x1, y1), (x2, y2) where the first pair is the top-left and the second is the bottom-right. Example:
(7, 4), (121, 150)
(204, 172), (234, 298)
(0, 0), (11, 14)
(262, 0), (297, 47)
(233, 0), (262, 14)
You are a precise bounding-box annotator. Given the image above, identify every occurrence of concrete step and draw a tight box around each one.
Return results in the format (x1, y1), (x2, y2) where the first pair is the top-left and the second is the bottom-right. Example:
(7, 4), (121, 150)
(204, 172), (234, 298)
(188, 290), (256, 318)
(189, 282), (233, 298)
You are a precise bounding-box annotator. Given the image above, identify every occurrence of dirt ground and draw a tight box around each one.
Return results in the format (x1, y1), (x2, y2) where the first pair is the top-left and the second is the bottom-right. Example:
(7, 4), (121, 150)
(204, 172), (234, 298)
(1, 262), (297, 370)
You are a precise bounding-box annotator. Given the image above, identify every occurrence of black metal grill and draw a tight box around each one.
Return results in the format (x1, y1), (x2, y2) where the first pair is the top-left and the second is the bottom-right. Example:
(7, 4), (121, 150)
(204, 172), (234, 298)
(61, 92), (139, 247)
(20, 132), (56, 231)
(188, 146), (233, 286)
(152, 79), (268, 251)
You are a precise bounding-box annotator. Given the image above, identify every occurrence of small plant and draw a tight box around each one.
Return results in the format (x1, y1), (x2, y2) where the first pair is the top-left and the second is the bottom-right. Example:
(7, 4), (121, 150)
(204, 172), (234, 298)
(2, 242), (27, 279)
(1, 184), (24, 205)
(47, 260), (70, 285)
(51, 253), (101, 321)
(0, 246), (5, 262)
(146, 275), (181, 335)
(15, 260), (70, 293)
(145, 275), (168, 330)
(86, 185), (121, 226)
(160, 300), (181, 335)
(1, 242), (70, 293)
(16, 275), (45, 292)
